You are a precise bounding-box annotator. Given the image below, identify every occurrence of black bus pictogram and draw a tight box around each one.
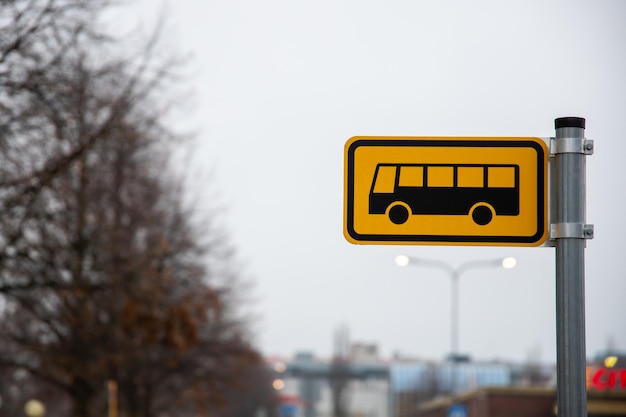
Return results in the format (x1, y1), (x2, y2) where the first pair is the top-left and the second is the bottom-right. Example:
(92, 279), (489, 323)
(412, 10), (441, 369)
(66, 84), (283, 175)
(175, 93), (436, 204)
(369, 163), (520, 226)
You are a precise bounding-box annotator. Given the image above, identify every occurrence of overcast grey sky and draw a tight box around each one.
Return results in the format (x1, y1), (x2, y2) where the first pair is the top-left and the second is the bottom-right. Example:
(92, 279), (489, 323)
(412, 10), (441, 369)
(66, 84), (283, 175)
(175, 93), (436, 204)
(115, 0), (626, 363)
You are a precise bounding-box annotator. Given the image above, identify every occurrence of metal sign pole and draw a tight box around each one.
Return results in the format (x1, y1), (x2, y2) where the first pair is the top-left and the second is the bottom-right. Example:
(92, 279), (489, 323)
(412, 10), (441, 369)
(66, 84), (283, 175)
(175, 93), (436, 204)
(553, 117), (593, 417)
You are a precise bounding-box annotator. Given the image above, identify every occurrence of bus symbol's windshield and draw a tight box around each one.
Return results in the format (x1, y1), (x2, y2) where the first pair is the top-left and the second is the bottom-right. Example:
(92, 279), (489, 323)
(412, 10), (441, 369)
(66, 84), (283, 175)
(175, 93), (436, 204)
(369, 163), (520, 225)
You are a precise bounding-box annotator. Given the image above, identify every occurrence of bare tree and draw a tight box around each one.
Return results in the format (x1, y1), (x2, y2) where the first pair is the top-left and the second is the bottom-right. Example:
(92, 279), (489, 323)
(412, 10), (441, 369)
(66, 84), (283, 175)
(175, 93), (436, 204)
(1, 0), (125, 291)
(0, 2), (272, 417)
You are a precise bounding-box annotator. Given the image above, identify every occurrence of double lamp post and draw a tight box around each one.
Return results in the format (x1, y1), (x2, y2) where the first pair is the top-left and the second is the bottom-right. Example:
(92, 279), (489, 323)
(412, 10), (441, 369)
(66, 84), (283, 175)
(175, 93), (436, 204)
(394, 254), (517, 392)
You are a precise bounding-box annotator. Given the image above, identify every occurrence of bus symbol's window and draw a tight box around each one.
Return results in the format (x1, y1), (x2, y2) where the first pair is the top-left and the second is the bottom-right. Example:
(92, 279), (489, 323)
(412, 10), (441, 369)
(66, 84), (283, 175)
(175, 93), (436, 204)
(428, 166), (454, 187)
(458, 167), (483, 187)
(399, 166), (423, 187)
(369, 163), (520, 225)
(372, 165), (396, 194)
(488, 166), (516, 188)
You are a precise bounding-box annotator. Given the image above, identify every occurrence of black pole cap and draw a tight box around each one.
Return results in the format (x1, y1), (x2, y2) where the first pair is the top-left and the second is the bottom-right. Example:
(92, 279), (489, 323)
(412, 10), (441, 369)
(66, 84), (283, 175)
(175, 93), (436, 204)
(555, 117), (586, 129)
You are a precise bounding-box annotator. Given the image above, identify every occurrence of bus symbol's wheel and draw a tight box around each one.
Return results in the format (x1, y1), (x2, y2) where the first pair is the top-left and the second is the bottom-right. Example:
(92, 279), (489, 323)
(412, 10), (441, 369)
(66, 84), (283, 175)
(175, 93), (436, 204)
(388, 203), (410, 225)
(471, 204), (494, 226)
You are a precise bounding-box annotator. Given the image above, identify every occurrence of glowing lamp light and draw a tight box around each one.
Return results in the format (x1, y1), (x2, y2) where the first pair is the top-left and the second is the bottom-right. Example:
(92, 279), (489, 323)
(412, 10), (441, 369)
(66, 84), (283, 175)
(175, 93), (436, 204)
(605, 356), (619, 368)
(274, 362), (287, 373)
(272, 379), (285, 390)
(24, 400), (46, 417)
(501, 257), (517, 269)
(394, 255), (410, 267)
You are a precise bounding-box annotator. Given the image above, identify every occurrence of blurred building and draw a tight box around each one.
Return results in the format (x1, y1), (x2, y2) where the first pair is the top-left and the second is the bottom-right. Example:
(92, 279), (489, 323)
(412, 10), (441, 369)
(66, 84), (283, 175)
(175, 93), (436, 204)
(268, 347), (626, 417)
(417, 387), (626, 417)
(391, 355), (515, 417)
(416, 350), (626, 417)
(270, 347), (390, 417)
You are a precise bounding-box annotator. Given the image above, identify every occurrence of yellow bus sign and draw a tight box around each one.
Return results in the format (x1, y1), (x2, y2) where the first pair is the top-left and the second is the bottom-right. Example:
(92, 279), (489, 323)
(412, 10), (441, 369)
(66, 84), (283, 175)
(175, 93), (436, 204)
(344, 137), (548, 246)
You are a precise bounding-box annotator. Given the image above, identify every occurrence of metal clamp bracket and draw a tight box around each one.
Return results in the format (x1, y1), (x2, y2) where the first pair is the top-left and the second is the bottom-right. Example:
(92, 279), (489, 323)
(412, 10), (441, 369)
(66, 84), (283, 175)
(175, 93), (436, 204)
(549, 137), (594, 156)
(550, 223), (594, 240)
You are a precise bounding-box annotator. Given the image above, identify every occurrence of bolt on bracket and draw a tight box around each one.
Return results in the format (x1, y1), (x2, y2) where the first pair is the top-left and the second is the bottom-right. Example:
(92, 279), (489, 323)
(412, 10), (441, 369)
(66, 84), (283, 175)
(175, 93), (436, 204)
(550, 223), (594, 240)
(549, 137), (594, 156)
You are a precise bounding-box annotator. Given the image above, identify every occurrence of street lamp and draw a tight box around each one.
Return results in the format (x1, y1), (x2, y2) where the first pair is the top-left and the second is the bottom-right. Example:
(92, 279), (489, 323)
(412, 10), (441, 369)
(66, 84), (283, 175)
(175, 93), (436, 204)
(394, 254), (517, 392)
(24, 400), (45, 417)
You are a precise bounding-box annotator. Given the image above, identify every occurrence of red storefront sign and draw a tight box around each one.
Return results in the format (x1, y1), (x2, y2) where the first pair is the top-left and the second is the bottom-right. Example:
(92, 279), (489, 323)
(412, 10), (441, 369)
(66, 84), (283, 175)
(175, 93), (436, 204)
(587, 367), (626, 390)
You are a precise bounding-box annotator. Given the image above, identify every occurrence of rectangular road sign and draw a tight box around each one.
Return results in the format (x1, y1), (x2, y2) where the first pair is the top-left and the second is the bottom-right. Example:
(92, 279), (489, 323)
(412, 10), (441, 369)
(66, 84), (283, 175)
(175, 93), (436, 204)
(344, 137), (548, 246)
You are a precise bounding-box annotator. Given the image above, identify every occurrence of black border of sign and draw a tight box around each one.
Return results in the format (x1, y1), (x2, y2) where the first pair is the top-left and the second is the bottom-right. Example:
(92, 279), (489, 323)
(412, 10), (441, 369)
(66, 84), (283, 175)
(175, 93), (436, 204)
(345, 138), (547, 245)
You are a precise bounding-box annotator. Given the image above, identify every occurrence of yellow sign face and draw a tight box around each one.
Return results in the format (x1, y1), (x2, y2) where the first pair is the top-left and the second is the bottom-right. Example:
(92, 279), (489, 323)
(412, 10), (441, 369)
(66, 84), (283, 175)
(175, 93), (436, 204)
(344, 137), (548, 246)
